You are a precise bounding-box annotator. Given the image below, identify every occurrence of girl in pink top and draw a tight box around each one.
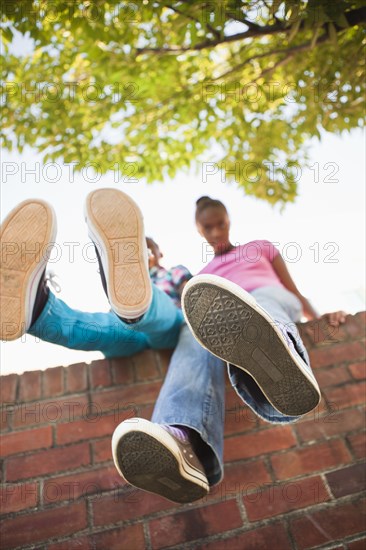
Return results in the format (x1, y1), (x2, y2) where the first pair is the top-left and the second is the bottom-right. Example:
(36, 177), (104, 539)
(194, 196), (344, 324)
(182, 196), (346, 418)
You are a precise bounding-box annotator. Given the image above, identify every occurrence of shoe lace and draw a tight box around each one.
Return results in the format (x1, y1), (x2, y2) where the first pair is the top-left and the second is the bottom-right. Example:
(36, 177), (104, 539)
(46, 270), (62, 293)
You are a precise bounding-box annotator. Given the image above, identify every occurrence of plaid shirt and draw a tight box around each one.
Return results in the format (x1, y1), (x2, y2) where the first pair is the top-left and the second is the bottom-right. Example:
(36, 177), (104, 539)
(149, 265), (193, 308)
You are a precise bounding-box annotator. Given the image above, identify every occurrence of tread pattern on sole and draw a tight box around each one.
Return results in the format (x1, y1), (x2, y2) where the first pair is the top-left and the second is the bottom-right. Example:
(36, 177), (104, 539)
(184, 283), (320, 416)
(116, 432), (208, 503)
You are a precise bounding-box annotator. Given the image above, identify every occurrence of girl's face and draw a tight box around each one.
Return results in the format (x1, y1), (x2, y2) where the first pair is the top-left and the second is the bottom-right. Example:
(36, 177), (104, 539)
(196, 206), (231, 255)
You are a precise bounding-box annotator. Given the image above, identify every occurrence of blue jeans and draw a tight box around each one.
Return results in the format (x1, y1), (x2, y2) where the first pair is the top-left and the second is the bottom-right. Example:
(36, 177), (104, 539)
(152, 286), (311, 485)
(29, 284), (312, 486)
(29, 284), (184, 356)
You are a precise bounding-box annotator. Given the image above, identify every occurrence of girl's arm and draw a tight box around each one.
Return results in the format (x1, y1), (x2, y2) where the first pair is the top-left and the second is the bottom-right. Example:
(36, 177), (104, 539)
(272, 254), (346, 326)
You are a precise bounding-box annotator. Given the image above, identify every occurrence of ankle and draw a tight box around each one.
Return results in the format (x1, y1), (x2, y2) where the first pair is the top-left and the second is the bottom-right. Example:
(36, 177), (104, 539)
(163, 424), (191, 442)
(119, 314), (144, 324)
(30, 270), (50, 326)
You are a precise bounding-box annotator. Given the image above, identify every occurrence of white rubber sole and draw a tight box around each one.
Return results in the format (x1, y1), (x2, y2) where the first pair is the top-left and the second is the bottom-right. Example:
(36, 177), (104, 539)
(85, 188), (152, 319)
(0, 199), (57, 340)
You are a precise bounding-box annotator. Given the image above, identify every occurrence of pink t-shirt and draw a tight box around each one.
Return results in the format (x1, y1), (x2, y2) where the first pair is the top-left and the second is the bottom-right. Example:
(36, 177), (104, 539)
(198, 240), (283, 292)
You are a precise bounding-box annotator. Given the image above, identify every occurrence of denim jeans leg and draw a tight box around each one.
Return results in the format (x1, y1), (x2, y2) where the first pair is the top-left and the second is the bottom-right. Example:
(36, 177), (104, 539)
(117, 284), (185, 350)
(152, 325), (226, 486)
(28, 291), (149, 358)
(250, 286), (310, 365)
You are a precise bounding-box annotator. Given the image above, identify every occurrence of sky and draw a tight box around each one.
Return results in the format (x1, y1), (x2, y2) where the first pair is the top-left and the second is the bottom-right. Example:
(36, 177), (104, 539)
(1, 126), (365, 375)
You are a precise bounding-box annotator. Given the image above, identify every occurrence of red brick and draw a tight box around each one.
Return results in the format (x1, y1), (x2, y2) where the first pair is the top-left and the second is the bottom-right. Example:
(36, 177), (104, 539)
(348, 538), (366, 550)
(91, 381), (162, 412)
(348, 432), (366, 459)
(156, 349), (173, 376)
(90, 359), (112, 388)
(89, 524), (145, 550)
(0, 482), (38, 514)
(301, 318), (343, 347)
(110, 357), (134, 385)
(0, 407), (10, 433)
(208, 460), (271, 502)
(18, 370), (42, 401)
(56, 411), (128, 445)
(66, 362), (88, 393)
(43, 465), (121, 503)
(6, 442), (90, 481)
(42, 366), (64, 397)
(224, 404), (258, 435)
(137, 403), (154, 420)
(345, 313), (366, 340)
(198, 522), (292, 550)
(0, 374), (18, 403)
(355, 312), (366, 324)
(93, 488), (174, 526)
(290, 498), (366, 549)
(316, 365), (351, 387)
(323, 382), (366, 410)
(309, 342), (365, 369)
(349, 361), (366, 380)
(47, 536), (92, 550)
(270, 439), (351, 479)
(0, 425), (52, 457)
(149, 500), (242, 549)
(295, 407), (365, 442)
(224, 425), (296, 462)
(326, 463), (366, 497)
(0, 501), (87, 548)
(225, 387), (246, 411)
(133, 349), (160, 381)
(12, 395), (89, 428)
(93, 437), (112, 463)
(243, 475), (330, 521)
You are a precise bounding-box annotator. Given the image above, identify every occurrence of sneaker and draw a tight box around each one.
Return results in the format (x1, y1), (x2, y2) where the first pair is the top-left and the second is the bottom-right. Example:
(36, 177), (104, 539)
(85, 188), (152, 320)
(112, 418), (209, 503)
(182, 274), (321, 417)
(227, 364), (300, 424)
(0, 199), (57, 340)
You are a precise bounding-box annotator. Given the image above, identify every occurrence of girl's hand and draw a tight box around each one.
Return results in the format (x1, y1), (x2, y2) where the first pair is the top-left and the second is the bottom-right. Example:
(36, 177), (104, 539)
(319, 311), (347, 327)
(146, 237), (163, 267)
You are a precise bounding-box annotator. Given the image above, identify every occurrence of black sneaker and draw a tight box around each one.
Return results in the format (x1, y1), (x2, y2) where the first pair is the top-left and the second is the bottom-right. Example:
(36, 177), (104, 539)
(182, 274), (321, 417)
(85, 189), (152, 320)
(112, 418), (209, 503)
(0, 199), (57, 340)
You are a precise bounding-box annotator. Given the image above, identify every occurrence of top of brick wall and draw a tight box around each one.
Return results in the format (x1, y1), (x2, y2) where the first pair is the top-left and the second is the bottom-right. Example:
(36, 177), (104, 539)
(0, 312), (365, 550)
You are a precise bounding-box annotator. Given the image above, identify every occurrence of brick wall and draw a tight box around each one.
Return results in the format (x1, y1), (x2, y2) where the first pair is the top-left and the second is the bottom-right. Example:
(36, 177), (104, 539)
(0, 313), (365, 550)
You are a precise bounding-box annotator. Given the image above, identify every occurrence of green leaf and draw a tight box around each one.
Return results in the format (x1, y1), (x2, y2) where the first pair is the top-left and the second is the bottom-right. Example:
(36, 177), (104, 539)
(0, 0), (364, 205)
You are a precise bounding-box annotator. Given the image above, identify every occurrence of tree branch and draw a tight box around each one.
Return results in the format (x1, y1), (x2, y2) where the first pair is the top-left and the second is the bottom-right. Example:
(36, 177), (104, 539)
(210, 34), (329, 82)
(225, 10), (262, 30)
(161, 3), (221, 38)
(136, 6), (366, 55)
(136, 23), (285, 54)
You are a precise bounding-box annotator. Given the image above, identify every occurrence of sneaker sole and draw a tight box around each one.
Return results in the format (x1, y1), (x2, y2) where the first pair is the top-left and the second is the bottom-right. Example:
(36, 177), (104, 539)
(112, 419), (209, 503)
(85, 189), (152, 319)
(0, 200), (57, 340)
(182, 275), (321, 417)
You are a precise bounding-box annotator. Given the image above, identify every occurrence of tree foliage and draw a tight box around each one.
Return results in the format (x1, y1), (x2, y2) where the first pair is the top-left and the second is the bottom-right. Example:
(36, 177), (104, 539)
(1, 1), (365, 204)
